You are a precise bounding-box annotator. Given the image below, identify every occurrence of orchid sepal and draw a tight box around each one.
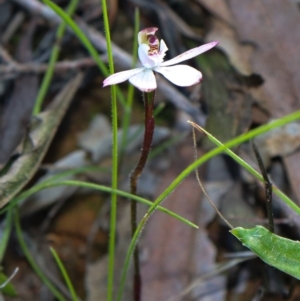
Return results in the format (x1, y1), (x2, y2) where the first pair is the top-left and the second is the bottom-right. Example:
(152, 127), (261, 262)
(160, 41), (219, 67)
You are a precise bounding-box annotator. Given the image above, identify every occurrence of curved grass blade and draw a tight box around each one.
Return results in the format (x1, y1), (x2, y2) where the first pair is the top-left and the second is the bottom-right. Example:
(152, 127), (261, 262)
(50, 248), (78, 301)
(33, 0), (80, 115)
(43, 0), (107, 75)
(42, 0), (126, 107)
(188, 120), (300, 216)
(6, 180), (197, 229)
(14, 210), (67, 301)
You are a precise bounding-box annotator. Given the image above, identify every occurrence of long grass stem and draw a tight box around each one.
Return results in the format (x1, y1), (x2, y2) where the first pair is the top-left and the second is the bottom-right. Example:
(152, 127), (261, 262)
(100, 1), (118, 301)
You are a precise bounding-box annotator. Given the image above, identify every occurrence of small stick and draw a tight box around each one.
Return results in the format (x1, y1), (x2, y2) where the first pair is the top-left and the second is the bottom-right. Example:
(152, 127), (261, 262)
(0, 45), (15, 64)
(0, 57), (104, 80)
(252, 141), (274, 233)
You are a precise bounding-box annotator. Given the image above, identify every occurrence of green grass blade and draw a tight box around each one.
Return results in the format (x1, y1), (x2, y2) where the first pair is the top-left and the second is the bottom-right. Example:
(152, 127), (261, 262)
(42, 0), (126, 107)
(33, 0), (79, 115)
(0, 209), (13, 263)
(120, 8), (140, 154)
(191, 122), (300, 215)
(50, 247), (78, 301)
(8, 180), (197, 229)
(14, 210), (67, 301)
(99, 0), (118, 300)
(43, 0), (107, 75)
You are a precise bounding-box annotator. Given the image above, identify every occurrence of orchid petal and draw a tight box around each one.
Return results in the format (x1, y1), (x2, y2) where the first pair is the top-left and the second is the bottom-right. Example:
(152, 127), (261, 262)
(138, 44), (158, 68)
(154, 65), (202, 87)
(129, 69), (157, 92)
(159, 39), (168, 57)
(160, 41), (219, 67)
(103, 68), (143, 87)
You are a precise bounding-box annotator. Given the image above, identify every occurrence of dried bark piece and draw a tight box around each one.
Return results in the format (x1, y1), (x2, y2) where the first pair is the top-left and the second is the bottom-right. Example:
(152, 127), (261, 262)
(227, 0), (300, 116)
(224, 0), (300, 204)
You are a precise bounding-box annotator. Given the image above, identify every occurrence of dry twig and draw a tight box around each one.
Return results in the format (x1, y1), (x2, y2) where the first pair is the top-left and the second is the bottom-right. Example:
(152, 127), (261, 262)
(0, 56), (105, 80)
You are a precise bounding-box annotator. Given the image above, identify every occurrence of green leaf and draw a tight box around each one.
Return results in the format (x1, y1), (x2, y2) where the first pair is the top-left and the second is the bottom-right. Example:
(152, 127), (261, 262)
(231, 226), (300, 280)
(0, 73), (83, 208)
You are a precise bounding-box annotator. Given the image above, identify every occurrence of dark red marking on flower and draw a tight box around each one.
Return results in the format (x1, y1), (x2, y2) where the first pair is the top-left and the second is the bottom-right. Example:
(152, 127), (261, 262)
(147, 34), (159, 55)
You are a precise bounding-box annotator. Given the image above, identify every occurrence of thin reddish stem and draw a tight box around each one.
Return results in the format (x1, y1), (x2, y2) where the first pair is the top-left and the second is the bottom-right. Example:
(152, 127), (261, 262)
(130, 90), (155, 301)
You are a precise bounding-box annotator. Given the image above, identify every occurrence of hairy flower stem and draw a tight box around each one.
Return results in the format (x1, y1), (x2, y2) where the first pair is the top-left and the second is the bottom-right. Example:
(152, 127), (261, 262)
(130, 90), (155, 301)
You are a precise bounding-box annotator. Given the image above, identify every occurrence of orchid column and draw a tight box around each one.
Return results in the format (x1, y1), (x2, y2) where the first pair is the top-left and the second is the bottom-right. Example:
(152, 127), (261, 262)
(103, 27), (218, 301)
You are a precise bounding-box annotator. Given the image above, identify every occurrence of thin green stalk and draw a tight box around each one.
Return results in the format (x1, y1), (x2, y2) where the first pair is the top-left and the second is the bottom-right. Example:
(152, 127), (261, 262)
(120, 8), (140, 154)
(0, 209), (13, 263)
(33, 0), (79, 115)
(14, 210), (67, 301)
(50, 247), (78, 301)
(100, 0), (118, 300)
(116, 110), (300, 301)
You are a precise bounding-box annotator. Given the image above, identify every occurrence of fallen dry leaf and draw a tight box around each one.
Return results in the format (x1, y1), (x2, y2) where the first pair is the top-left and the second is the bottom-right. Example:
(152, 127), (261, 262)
(0, 73), (83, 208)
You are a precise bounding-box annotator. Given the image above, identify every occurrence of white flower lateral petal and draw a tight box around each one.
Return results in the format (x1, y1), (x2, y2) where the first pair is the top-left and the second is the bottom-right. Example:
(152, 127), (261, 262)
(154, 65), (202, 87)
(103, 27), (218, 92)
(103, 68), (143, 87)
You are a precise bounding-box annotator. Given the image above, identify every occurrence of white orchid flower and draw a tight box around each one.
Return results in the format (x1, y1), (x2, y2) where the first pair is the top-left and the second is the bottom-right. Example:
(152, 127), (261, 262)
(103, 27), (218, 92)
